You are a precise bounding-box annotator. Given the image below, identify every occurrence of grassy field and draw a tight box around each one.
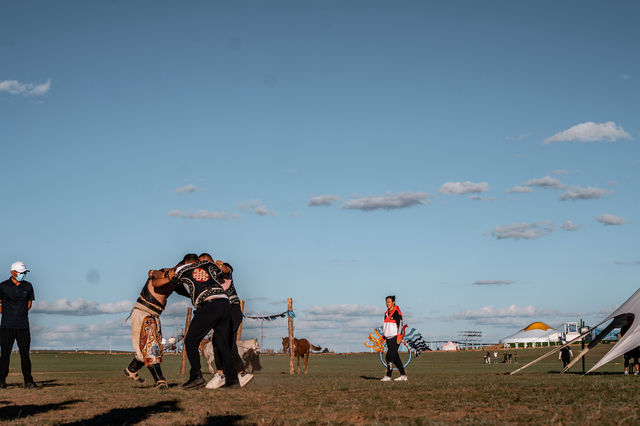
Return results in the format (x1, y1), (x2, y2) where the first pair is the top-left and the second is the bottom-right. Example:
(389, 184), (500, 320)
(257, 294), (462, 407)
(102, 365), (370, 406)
(0, 345), (639, 425)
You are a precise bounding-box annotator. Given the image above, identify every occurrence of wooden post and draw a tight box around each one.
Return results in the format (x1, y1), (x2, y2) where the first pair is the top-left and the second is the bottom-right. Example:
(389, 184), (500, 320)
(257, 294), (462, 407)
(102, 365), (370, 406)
(288, 298), (295, 374)
(180, 307), (193, 375)
(581, 319), (586, 374)
(237, 300), (245, 340)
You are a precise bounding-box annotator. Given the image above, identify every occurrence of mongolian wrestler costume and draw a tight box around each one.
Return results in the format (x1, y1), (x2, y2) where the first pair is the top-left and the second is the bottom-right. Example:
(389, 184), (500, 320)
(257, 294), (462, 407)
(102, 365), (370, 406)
(123, 279), (167, 389)
(175, 260), (238, 388)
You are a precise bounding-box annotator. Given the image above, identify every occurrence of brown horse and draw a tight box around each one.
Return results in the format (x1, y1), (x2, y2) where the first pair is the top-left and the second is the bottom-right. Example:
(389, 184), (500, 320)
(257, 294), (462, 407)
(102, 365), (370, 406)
(282, 337), (322, 374)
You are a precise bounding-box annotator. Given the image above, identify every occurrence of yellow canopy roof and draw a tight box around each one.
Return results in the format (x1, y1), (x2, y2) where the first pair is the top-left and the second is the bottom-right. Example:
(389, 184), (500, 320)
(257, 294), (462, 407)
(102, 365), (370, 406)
(523, 322), (553, 331)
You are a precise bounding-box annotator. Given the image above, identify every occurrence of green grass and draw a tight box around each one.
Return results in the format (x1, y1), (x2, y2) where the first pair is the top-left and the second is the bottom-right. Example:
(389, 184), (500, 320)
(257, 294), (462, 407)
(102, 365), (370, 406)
(0, 346), (639, 424)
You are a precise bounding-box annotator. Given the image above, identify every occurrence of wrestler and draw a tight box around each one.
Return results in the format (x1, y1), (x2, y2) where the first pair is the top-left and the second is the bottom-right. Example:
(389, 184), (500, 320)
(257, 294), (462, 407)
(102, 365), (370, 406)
(122, 267), (175, 390)
(158, 253), (252, 389)
(200, 253), (246, 389)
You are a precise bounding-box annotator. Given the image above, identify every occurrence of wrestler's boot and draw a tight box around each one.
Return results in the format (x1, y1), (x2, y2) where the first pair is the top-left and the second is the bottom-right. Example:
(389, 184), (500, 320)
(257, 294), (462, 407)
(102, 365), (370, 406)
(147, 364), (168, 390)
(123, 358), (146, 383)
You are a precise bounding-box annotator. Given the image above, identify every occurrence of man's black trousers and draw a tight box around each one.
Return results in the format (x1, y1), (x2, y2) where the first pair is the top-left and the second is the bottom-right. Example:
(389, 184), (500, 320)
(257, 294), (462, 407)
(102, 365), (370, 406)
(0, 328), (33, 382)
(214, 303), (244, 373)
(184, 299), (237, 384)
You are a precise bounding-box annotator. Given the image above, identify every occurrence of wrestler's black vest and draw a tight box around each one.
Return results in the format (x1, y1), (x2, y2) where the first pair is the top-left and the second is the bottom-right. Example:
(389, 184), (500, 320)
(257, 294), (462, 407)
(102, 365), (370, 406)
(176, 261), (227, 309)
(222, 263), (240, 305)
(136, 280), (166, 315)
(226, 279), (240, 305)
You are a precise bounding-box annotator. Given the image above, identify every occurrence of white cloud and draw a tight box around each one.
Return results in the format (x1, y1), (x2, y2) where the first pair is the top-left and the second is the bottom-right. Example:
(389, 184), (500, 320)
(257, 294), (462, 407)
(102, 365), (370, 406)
(238, 200), (276, 216)
(620, 74), (632, 80)
(342, 191), (429, 211)
(0, 78), (51, 96)
(523, 176), (566, 189)
(561, 220), (581, 231)
(306, 304), (384, 318)
(544, 121), (631, 144)
(559, 186), (608, 201)
(168, 209), (237, 220)
(174, 184), (198, 193)
(473, 280), (515, 286)
(31, 298), (133, 316)
(488, 222), (554, 240)
(506, 186), (533, 194)
(468, 195), (482, 201)
(307, 194), (339, 207)
(447, 304), (575, 328)
(597, 213), (626, 226)
(439, 181), (489, 195)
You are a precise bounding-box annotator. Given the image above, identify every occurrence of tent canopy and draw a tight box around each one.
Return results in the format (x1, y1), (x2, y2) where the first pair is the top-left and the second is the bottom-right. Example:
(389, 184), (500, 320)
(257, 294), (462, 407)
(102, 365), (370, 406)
(500, 322), (560, 344)
(586, 288), (640, 373)
(524, 322), (553, 331)
(511, 288), (640, 375)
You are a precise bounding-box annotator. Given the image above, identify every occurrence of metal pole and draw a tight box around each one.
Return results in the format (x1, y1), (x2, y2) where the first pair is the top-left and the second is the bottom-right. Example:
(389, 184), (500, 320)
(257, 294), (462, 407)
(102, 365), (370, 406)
(180, 307), (193, 375)
(288, 298), (295, 374)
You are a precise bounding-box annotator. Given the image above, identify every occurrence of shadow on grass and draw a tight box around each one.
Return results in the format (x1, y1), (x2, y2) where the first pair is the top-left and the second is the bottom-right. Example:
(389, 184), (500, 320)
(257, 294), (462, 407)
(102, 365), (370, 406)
(360, 375), (381, 381)
(200, 415), (244, 426)
(0, 399), (82, 421)
(61, 399), (180, 425)
(547, 370), (627, 376)
(198, 415), (244, 425)
(38, 379), (68, 388)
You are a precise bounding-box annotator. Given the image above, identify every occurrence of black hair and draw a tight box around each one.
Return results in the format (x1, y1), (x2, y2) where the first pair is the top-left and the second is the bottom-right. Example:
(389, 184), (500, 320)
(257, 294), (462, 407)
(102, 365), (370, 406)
(183, 253), (199, 263)
(385, 295), (396, 302)
(199, 252), (213, 259)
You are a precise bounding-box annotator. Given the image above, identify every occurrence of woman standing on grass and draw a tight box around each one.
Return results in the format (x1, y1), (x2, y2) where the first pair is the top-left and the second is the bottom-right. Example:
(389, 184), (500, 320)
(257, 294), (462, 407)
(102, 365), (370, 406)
(381, 295), (407, 382)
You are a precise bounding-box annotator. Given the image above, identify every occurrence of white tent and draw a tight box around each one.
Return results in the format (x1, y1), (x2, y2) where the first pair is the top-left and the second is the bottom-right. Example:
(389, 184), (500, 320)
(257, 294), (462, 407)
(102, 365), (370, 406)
(500, 322), (562, 346)
(585, 288), (640, 373)
(442, 341), (458, 351)
(512, 288), (640, 375)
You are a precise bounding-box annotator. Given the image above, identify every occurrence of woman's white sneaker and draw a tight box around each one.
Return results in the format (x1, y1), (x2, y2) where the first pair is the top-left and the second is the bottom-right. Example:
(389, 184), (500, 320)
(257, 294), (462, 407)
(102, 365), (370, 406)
(394, 375), (408, 381)
(380, 376), (392, 381)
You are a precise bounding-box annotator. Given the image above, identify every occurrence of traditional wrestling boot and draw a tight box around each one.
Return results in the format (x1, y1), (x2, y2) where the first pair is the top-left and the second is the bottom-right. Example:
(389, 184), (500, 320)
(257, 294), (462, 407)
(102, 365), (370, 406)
(148, 364), (168, 390)
(182, 371), (205, 389)
(123, 358), (146, 384)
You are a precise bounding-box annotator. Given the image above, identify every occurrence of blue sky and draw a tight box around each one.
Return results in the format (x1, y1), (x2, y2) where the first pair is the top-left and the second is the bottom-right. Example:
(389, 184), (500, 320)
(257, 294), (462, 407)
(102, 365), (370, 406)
(1, 1), (638, 352)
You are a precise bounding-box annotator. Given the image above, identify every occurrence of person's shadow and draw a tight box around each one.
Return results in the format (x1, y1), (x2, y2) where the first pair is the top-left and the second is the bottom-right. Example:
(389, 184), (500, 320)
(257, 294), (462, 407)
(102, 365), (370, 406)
(61, 400), (181, 425)
(0, 399), (82, 421)
(360, 375), (381, 380)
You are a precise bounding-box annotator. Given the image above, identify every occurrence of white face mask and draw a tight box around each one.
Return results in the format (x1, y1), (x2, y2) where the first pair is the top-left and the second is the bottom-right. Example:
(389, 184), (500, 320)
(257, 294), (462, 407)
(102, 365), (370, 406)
(15, 272), (26, 282)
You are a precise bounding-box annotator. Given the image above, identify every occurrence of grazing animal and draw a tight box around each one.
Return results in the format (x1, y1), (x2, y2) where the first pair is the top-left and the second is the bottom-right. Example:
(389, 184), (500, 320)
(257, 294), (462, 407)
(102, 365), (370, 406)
(282, 337), (323, 374)
(199, 338), (262, 374)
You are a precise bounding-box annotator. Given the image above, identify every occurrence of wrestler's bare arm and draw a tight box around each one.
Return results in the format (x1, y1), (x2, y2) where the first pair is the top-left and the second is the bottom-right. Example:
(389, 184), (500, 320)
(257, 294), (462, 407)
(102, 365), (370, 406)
(148, 269), (176, 287)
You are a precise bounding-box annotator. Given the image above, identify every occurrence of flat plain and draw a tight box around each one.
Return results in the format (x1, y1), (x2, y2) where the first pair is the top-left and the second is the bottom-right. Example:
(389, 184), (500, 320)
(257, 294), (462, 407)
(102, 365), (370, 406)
(0, 345), (638, 425)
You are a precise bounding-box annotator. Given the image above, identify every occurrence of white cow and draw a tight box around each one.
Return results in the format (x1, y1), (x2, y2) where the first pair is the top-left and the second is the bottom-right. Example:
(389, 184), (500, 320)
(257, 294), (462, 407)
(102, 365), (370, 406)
(199, 338), (261, 374)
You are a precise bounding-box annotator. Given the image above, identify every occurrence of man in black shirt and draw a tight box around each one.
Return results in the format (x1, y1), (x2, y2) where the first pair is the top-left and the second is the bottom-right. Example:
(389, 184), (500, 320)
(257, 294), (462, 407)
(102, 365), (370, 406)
(0, 261), (38, 389)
